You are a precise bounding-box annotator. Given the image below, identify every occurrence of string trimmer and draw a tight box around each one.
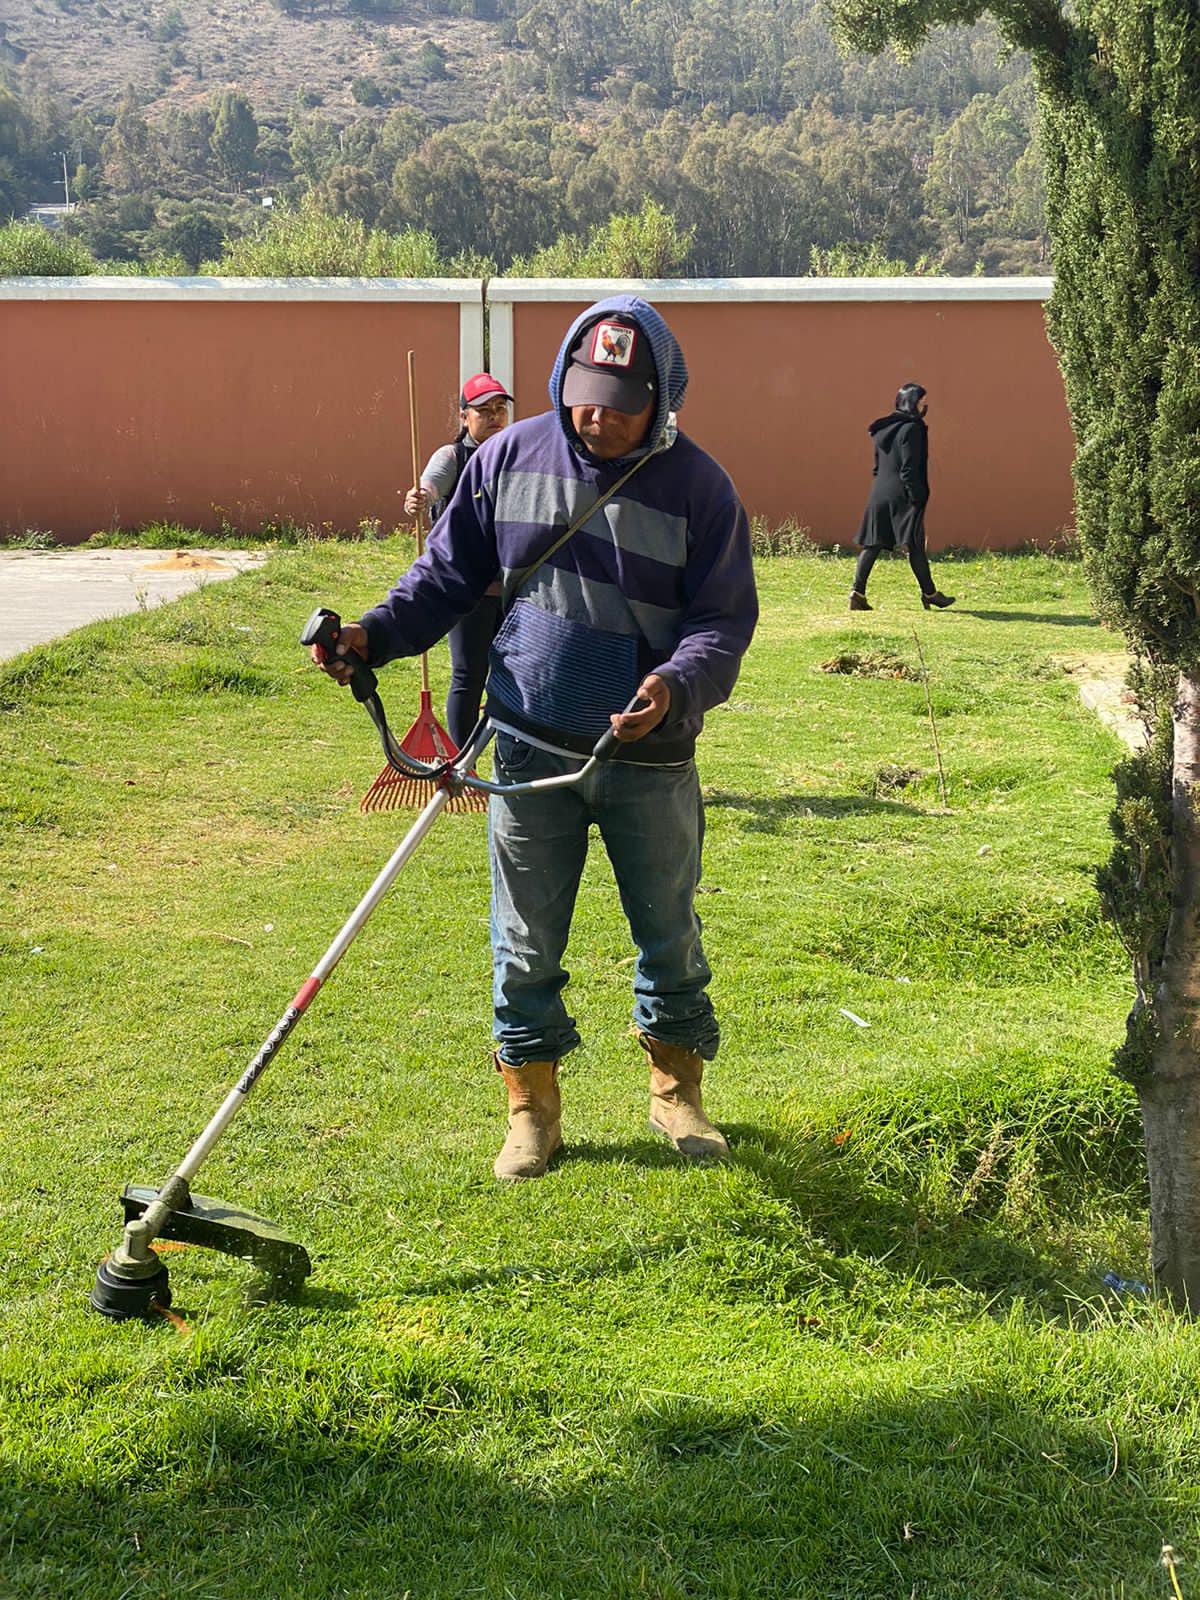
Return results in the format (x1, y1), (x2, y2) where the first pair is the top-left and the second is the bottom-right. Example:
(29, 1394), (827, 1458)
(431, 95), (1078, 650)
(91, 607), (641, 1320)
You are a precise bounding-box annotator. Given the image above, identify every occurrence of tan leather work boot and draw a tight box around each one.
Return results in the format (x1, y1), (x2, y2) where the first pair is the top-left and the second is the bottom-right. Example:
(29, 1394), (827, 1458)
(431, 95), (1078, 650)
(493, 1057), (562, 1181)
(635, 1031), (729, 1160)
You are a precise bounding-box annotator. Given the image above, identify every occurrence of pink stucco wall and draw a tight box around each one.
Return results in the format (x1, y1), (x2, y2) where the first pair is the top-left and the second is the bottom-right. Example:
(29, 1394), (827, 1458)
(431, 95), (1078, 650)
(0, 289), (472, 541)
(0, 281), (1074, 548)
(502, 290), (1074, 550)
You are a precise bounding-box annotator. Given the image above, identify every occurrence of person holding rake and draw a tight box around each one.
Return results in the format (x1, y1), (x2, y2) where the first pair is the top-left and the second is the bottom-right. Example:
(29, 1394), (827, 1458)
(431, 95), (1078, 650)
(403, 372), (514, 751)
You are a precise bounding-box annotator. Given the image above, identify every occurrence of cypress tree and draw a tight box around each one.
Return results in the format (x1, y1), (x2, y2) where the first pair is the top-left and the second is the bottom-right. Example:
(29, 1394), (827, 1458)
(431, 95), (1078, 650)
(829, 0), (1200, 1308)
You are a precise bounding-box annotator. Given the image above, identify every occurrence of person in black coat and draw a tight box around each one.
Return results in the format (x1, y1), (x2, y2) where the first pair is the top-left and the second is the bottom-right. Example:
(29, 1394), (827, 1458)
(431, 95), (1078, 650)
(849, 383), (954, 611)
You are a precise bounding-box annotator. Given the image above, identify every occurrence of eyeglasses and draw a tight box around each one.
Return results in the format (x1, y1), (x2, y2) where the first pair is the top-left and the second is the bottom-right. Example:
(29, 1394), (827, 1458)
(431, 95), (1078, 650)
(467, 399), (510, 418)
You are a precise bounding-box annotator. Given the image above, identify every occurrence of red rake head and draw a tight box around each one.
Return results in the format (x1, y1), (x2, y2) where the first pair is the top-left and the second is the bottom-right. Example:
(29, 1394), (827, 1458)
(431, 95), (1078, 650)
(359, 691), (487, 813)
(395, 691), (457, 763)
(359, 767), (487, 813)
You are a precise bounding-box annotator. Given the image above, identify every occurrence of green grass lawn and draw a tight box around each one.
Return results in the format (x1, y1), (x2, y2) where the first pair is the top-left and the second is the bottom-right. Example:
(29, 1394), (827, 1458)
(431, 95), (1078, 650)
(2, 542), (1193, 1599)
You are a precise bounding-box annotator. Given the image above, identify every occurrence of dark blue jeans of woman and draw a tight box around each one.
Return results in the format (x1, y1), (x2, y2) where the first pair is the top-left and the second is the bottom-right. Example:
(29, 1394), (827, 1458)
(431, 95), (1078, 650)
(488, 732), (718, 1066)
(446, 594), (502, 750)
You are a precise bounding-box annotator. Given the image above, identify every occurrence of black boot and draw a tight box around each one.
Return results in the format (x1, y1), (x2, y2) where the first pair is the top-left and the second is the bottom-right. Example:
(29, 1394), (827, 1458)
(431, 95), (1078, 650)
(849, 590), (872, 611)
(921, 590), (955, 610)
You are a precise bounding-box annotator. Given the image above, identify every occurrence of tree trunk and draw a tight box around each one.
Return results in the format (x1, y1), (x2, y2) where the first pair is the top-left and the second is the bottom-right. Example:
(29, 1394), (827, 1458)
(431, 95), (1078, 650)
(1140, 669), (1200, 1309)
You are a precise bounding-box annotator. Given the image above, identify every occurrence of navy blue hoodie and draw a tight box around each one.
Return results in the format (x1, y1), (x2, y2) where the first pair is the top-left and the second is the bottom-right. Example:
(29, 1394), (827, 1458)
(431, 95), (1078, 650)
(359, 295), (758, 763)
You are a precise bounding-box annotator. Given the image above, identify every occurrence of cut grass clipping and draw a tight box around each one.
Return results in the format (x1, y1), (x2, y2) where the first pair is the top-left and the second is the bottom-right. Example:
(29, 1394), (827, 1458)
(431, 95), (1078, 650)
(3, 543), (1194, 1600)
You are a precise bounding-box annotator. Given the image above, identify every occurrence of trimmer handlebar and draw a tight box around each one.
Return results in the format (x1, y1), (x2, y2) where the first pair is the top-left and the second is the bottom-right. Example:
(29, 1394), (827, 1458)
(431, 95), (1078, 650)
(303, 602), (648, 786)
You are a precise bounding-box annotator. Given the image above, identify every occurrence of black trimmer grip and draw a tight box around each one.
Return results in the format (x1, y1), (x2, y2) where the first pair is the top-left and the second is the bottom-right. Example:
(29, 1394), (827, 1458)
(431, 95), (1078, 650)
(348, 660), (380, 704)
(591, 696), (652, 762)
(300, 606), (378, 703)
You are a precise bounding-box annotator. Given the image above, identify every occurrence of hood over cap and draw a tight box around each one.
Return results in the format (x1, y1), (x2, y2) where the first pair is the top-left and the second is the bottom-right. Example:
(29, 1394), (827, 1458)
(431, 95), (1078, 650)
(549, 294), (688, 462)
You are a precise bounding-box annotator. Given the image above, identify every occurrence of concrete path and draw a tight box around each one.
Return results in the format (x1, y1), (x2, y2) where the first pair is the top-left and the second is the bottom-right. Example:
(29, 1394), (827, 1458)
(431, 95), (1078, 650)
(1076, 673), (1145, 751)
(0, 547), (267, 662)
(1054, 652), (1145, 751)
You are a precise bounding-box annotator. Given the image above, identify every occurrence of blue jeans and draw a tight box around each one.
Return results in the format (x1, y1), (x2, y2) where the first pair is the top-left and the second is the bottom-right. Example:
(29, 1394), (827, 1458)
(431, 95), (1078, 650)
(489, 732), (718, 1066)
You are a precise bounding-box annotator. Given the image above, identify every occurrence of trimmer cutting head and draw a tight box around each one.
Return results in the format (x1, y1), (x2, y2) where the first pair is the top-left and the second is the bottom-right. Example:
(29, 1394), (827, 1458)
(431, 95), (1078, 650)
(90, 1185), (313, 1319)
(91, 1255), (173, 1319)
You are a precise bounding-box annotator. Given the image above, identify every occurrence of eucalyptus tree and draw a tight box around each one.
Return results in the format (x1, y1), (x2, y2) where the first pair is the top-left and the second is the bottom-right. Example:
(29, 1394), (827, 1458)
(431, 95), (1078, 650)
(831, 0), (1200, 1308)
(210, 90), (259, 191)
(102, 87), (159, 194)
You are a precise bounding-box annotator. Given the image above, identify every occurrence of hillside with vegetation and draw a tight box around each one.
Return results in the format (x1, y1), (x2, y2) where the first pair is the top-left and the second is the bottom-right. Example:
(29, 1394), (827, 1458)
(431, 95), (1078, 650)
(0, 0), (1047, 274)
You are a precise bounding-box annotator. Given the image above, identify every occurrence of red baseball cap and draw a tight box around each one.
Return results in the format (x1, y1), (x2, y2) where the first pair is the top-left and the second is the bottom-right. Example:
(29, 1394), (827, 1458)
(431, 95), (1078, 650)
(460, 373), (513, 408)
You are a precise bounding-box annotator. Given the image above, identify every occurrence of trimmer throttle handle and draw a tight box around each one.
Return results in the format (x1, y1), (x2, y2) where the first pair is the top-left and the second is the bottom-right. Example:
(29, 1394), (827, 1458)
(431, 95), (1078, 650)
(300, 605), (340, 658)
(300, 606), (378, 704)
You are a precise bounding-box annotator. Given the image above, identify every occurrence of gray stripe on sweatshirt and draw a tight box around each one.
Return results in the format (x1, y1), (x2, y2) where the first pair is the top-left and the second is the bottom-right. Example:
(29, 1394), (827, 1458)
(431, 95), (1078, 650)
(501, 567), (682, 654)
(490, 470), (689, 568)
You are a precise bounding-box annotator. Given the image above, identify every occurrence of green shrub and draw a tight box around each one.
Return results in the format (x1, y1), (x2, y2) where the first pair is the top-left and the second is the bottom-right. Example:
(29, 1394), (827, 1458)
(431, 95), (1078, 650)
(350, 76), (385, 106)
(506, 199), (693, 278)
(749, 517), (821, 557)
(209, 197), (450, 276)
(0, 528), (57, 549)
(809, 241), (942, 276)
(96, 252), (190, 276)
(0, 222), (96, 277)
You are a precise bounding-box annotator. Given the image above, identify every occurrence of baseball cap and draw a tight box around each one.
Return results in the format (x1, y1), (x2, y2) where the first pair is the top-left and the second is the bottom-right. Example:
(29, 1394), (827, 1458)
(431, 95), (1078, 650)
(460, 373), (513, 408)
(562, 318), (657, 415)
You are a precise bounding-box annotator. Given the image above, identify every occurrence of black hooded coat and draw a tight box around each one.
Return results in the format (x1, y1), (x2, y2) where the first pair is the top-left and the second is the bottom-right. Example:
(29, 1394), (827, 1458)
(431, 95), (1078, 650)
(853, 411), (929, 550)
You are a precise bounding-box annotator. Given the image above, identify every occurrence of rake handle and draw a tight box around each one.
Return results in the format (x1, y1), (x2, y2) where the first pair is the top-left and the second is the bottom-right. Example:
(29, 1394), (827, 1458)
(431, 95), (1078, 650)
(407, 349), (432, 696)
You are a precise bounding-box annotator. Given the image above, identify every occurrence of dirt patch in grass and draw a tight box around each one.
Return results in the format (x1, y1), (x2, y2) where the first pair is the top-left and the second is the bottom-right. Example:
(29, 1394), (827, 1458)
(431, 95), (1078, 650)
(141, 551), (236, 571)
(870, 763), (923, 798)
(1053, 651), (1144, 750)
(820, 649), (918, 681)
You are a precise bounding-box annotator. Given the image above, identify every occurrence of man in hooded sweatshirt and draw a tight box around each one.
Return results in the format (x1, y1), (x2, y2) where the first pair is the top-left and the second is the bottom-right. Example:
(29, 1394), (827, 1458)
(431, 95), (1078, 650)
(315, 296), (758, 1180)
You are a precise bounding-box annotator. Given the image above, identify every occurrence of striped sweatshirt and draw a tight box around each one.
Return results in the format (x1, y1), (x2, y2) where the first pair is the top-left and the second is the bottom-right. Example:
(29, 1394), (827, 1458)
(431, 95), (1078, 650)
(359, 295), (759, 764)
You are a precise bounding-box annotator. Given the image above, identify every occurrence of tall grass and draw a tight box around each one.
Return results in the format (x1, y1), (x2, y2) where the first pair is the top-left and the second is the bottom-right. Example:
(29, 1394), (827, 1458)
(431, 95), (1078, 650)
(83, 516), (406, 548)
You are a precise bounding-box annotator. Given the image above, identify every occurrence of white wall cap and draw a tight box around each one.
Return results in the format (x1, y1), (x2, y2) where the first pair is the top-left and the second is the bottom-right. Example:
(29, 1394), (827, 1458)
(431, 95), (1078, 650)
(487, 276), (1053, 302)
(0, 276), (484, 302)
(0, 275), (1053, 303)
